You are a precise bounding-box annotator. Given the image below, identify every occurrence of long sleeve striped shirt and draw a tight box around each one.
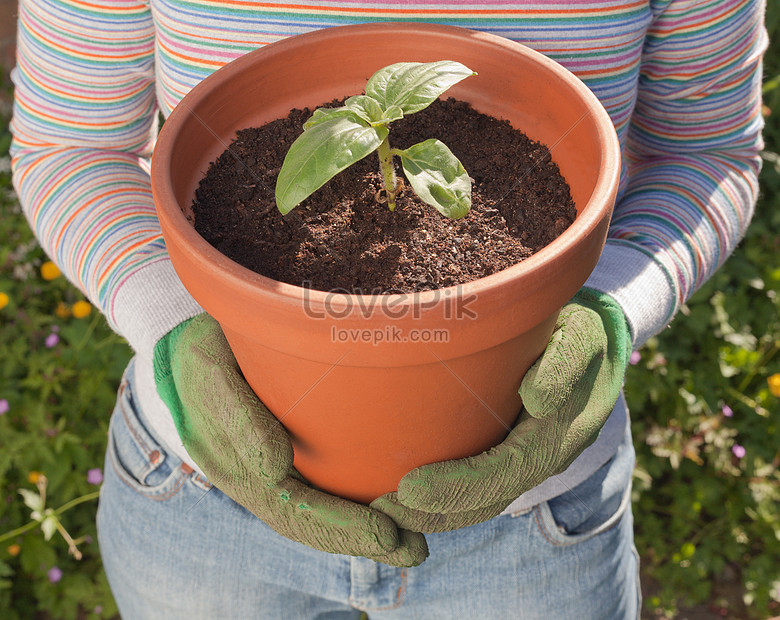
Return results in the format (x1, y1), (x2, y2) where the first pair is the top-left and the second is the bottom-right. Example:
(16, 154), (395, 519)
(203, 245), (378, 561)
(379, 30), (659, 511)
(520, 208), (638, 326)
(10, 0), (767, 509)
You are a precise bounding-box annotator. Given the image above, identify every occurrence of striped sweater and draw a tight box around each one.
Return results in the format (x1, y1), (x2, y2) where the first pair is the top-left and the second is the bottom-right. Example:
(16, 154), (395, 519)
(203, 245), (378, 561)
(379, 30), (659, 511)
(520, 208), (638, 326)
(10, 0), (767, 509)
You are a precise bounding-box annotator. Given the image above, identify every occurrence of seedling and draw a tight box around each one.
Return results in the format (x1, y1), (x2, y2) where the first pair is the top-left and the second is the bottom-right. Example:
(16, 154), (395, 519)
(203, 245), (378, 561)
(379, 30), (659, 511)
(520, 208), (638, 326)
(275, 61), (476, 218)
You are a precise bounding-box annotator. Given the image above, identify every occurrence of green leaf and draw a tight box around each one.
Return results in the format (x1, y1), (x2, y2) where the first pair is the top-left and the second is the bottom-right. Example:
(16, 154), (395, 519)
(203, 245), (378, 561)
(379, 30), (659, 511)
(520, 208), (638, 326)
(275, 116), (388, 214)
(344, 95), (385, 124)
(19, 535), (56, 575)
(366, 61), (476, 115)
(382, 105), (404, 123)
(18, 489), (43, 513)
(40, 514), (57, 541)
(0, 561), (13, 592)
(400, 139), (472, 219)
(303, 106), (365, 130)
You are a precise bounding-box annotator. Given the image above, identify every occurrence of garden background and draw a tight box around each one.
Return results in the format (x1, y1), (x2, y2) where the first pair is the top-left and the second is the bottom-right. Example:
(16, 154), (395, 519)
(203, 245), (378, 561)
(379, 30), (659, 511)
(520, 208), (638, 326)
(0, 2), (778, 618)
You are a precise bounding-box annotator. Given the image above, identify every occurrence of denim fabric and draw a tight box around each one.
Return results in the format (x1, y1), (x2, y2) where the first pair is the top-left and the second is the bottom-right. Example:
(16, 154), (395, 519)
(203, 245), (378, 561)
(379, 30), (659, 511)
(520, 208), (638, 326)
(97, 360), (641, 619)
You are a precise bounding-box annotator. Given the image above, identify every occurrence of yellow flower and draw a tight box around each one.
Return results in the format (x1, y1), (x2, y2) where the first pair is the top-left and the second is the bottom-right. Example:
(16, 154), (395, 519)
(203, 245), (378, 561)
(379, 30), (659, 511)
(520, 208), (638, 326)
(7, 544), (20, 557)
(55, 302), (71, 319)
(769, 373), (780, 398)
(72, 300), (92, 319)
(40, 261), (61, 281)
(0, 292), (9, 310)
(27, 471), (43, 484)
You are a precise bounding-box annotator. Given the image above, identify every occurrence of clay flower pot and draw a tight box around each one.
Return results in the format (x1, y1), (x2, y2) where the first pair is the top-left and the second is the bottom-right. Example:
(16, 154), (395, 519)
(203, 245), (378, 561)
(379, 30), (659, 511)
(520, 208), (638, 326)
(151, 23), (620, 504)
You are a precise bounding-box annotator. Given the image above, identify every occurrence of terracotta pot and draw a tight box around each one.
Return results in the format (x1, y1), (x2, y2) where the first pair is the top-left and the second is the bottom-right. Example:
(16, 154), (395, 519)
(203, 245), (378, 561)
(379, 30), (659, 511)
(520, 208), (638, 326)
(151, 23), (620, 504)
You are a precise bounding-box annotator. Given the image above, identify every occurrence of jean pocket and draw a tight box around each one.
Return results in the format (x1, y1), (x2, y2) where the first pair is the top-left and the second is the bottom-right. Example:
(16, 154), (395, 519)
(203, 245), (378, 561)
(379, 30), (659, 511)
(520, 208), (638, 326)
(534, 479), (631, 546)
(534, 436), (635, 546)
(107, 378), (191, 501)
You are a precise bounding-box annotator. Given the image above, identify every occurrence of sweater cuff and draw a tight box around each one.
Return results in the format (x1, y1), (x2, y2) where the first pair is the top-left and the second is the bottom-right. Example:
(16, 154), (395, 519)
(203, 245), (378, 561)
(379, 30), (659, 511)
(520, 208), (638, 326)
(584, 240), (677, 348)
(110, 259), (203, 359)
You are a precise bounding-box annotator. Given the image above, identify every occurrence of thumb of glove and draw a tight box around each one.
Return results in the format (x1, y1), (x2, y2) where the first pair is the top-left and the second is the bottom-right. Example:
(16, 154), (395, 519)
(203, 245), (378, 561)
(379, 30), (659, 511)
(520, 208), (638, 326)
(520, 288), (631, 422)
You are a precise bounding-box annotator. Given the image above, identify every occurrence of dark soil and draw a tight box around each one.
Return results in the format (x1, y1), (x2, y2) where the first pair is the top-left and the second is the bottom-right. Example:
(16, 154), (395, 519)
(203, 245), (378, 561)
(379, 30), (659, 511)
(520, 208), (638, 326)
(192, 97), (576, 293)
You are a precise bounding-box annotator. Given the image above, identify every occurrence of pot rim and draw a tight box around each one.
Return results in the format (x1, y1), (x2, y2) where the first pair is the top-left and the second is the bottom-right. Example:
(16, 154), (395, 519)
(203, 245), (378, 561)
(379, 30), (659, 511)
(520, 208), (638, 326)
(152, 22), (620, 310)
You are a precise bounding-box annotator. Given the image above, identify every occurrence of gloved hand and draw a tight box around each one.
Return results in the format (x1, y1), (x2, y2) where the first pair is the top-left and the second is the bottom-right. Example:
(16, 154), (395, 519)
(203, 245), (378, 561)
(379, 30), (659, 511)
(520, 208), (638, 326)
(370, 288), (632, 533)
(153, 313), (428, 567)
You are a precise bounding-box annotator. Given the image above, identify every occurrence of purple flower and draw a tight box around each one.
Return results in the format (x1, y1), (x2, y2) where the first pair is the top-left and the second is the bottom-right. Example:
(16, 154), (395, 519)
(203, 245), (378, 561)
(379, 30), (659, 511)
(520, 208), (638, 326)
(45, 333), (59, 348)
(732, 444), (746, 459)
(721, 404), (734, 418)
(87, 468), (103, 485)
(0, 399), (8, 415)
(94, 606), (103, 615)
(629, 351), (641, 365)
(47, 566), (62, 583)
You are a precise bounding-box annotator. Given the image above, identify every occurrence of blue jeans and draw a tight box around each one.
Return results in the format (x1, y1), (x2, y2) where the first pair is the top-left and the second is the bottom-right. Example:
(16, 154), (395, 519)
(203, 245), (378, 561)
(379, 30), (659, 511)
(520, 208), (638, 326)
(97, 361), (641, 619)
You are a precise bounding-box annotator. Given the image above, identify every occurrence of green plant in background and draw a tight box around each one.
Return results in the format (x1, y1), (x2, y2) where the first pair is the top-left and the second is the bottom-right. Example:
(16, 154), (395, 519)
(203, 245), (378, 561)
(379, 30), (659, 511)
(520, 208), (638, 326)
(276, 61), (476, 216)
(626, 9), (780, 615)
(0, 89), (131, 616)
(2, 472), (100, 561)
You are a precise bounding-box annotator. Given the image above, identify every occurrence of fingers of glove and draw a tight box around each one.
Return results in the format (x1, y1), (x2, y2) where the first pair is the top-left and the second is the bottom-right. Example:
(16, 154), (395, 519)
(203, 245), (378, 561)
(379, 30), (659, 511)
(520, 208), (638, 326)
(555, 401), (605, 466)
(188, 437), (285, 513)
(517, 388), (606, 484)
(371, 492), (510, 534)
(394, 414), (554, 513)
(519, 303), (608, 420)
(500, 410), (576, 486)
(369, 529), (429, 567)
(249, 476), (405, 559)
(393, 449), (513, 514)
(173, 314), (293, 485)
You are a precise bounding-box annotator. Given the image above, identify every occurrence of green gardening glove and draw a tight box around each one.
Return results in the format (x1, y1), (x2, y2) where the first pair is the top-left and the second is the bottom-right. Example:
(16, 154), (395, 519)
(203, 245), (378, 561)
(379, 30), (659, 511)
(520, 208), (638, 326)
(153, 313), (428, 567)
(370, 288), (632, 533)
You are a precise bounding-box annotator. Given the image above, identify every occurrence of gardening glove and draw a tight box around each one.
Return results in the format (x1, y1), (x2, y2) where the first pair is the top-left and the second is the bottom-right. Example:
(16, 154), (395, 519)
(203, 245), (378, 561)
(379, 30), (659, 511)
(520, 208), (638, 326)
(153, 313), (428, 567)
(370, 288), (632, 533)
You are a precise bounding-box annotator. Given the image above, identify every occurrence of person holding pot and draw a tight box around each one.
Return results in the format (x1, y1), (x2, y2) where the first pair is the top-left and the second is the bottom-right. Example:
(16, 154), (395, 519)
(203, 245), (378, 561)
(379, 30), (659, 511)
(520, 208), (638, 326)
(10, 0), (766, 618)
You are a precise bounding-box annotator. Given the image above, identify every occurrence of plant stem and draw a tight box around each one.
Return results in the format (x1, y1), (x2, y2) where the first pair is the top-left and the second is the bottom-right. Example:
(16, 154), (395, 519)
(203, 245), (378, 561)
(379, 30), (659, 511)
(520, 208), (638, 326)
(736, 339), (779, 394)
(377, 135), (397, 210)
(75, 312), (101, 354)
(0, 491), (100, 545)
(55, 520), (83, 560)
(54, 491), (100, 516)
(0, 521), (40, 544)
(725, 387), (770, 417)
